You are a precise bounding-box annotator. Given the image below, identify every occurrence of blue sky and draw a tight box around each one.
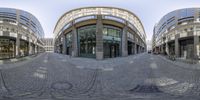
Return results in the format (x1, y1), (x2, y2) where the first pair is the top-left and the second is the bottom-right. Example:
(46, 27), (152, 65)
(1, 0), (200, 40)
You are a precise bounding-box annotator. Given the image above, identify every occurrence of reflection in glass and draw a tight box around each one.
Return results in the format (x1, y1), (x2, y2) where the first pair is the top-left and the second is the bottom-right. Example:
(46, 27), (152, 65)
(0, 38), (15, 59)
(103, 26), (121, 58)
(78, 25), (96, 58)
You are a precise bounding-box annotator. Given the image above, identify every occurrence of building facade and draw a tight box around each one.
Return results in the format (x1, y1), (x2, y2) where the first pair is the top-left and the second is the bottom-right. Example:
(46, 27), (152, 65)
(42, 38), (54, 52)
(54, 7), (146, 60)
(152, 8), (200, 60)
(0, 8), (44, 59)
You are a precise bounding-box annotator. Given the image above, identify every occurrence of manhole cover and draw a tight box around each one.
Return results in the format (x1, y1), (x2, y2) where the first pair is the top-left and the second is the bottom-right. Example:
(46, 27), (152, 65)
(129, 85), (162, 93)
(52, 82), (72, 90)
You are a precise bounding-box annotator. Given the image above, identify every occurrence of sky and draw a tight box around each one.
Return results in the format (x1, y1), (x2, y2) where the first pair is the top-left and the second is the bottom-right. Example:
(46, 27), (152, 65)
(1, 0), (200, 40)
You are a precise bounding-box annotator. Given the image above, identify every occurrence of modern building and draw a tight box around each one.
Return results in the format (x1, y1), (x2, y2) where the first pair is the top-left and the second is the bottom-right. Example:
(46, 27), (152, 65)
(54, 7), (146, 60)
(152, 8), (200, 60)
(0, 8), (44, 59)
(146, 40), (152, 51)
(42, 38), (54, 52)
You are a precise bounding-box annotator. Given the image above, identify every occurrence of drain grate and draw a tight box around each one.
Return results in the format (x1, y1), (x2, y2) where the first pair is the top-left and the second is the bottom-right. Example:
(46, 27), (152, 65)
(129, 84), (162, 93)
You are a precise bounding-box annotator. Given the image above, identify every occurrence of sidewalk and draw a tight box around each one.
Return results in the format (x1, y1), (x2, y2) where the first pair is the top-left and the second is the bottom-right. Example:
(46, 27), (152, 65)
(0, 54), (39, 65)
(157, 55), (200, 70)
(59, 53), (145, 70)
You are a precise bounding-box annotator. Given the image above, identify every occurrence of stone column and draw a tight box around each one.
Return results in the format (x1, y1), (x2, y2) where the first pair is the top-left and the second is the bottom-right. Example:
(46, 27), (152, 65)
(194, 36), (199, 59)
(132, 43), (135, 54)
(62, 34), (66, 54)
(72, 22), (78, 57)
(28, 37), (32, 55)
(122, 22), (128, 57)
(161, 44), (164, 54)
(134, 35), (137, 54)
(35, 39), (38, 54)
(96, 15), (103, 60)
(175, 33), (180, 57)
(165, 42), (169, 55)
(16, 33), (21, 57)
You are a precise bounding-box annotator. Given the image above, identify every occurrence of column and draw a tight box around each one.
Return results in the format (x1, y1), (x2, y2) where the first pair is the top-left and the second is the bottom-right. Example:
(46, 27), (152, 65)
(35, 39), (38, 54)
(135, 43), (137, 54)
(132, 43), (135, 54)
(161, 45), (164, 54)
(28, 37), (32, 55)
(194, 36), (199, 59)
(122, 22), (128, 57)
(175, 33), (180, 57)
(165, 42), (169, 55)
(16, 33), (21, 57)
(96, 15), (103, 60)
(62, 34), (66, 54)
(72, 22), (78, 57)
(134, 35), (137, 54)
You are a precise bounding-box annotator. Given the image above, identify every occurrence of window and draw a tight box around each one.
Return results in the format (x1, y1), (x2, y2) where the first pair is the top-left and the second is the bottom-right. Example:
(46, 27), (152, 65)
(103, 28), (108, 36)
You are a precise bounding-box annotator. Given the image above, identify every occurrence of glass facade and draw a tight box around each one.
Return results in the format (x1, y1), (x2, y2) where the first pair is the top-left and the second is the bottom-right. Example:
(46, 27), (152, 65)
(78, 25), (96, 58)
(54, 7), (146, 59)
(0, 8), (45, 59)
(179, 38), (194, 59)
(0, 37), (15, 59)
(20, 40), (29, 57)
(54, 7), (145, 42)
(66, 31), (72, 55)
(103, 26), (121, 58)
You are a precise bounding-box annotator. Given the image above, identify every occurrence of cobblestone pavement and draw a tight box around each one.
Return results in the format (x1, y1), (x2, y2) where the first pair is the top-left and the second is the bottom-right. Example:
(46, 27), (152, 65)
(0, 52), (200, 100)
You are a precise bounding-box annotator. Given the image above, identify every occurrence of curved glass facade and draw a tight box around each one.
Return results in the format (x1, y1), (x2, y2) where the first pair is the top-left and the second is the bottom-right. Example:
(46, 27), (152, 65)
(54, 7), (146, 60)
(54, 7), (146, 43)
(153, 8), (200, 60)
(0, 8), (44, 59)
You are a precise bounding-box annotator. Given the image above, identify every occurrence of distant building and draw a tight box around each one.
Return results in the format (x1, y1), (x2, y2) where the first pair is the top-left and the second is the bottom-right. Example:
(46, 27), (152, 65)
(42, 38), (54, 52)
(146, 40), (152, 51)
(152, 8), (200, 60)
(53, 7), (146, 60)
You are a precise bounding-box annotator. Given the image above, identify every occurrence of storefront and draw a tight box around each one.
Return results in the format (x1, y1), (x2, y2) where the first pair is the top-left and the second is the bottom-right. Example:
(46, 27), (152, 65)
(179, 37), (194, 59)
(66, 31), (72, 55)
(103, 25), (121, 58)
(78, 25), (96, 58)
(0, 37), (15, 59)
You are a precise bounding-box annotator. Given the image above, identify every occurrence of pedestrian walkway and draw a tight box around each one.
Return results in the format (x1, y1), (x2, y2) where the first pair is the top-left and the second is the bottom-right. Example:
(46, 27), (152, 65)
(58, 53), (146, 70)
(0, 53), (45, 70)
(157, 55), (200, 70)
(0, 54), (39, 65)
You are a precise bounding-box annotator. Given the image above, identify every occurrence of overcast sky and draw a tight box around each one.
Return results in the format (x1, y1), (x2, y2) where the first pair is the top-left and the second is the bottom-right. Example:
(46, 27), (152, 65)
(1, 0), (200, 40)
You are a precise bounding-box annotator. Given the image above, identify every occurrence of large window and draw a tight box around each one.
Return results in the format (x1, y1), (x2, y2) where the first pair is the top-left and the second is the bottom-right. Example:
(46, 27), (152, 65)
(78, 25), (96, 58)
(0, 38), (15, 59)
(103, 25), (122, 58)
(20, 40), (28, 56)
(66, 32), (72, 55)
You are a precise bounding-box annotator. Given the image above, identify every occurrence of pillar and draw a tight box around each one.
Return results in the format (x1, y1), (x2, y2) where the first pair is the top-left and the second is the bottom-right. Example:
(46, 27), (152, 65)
(16, 33), (20, 57)
(194, 36), (199, 59)
(72, 22), (78, 57)
(161, 45), (164, 54)
(132, 43), (135, 54)
(35, 40), (38, 54)
(96, 15), (103, 60)
(165, 42), (169, 55)
(28, 37), (32, 55)
(122, 22), (128, 56)
(62, 34), (66, 54)
(175, 33), (180, 57)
